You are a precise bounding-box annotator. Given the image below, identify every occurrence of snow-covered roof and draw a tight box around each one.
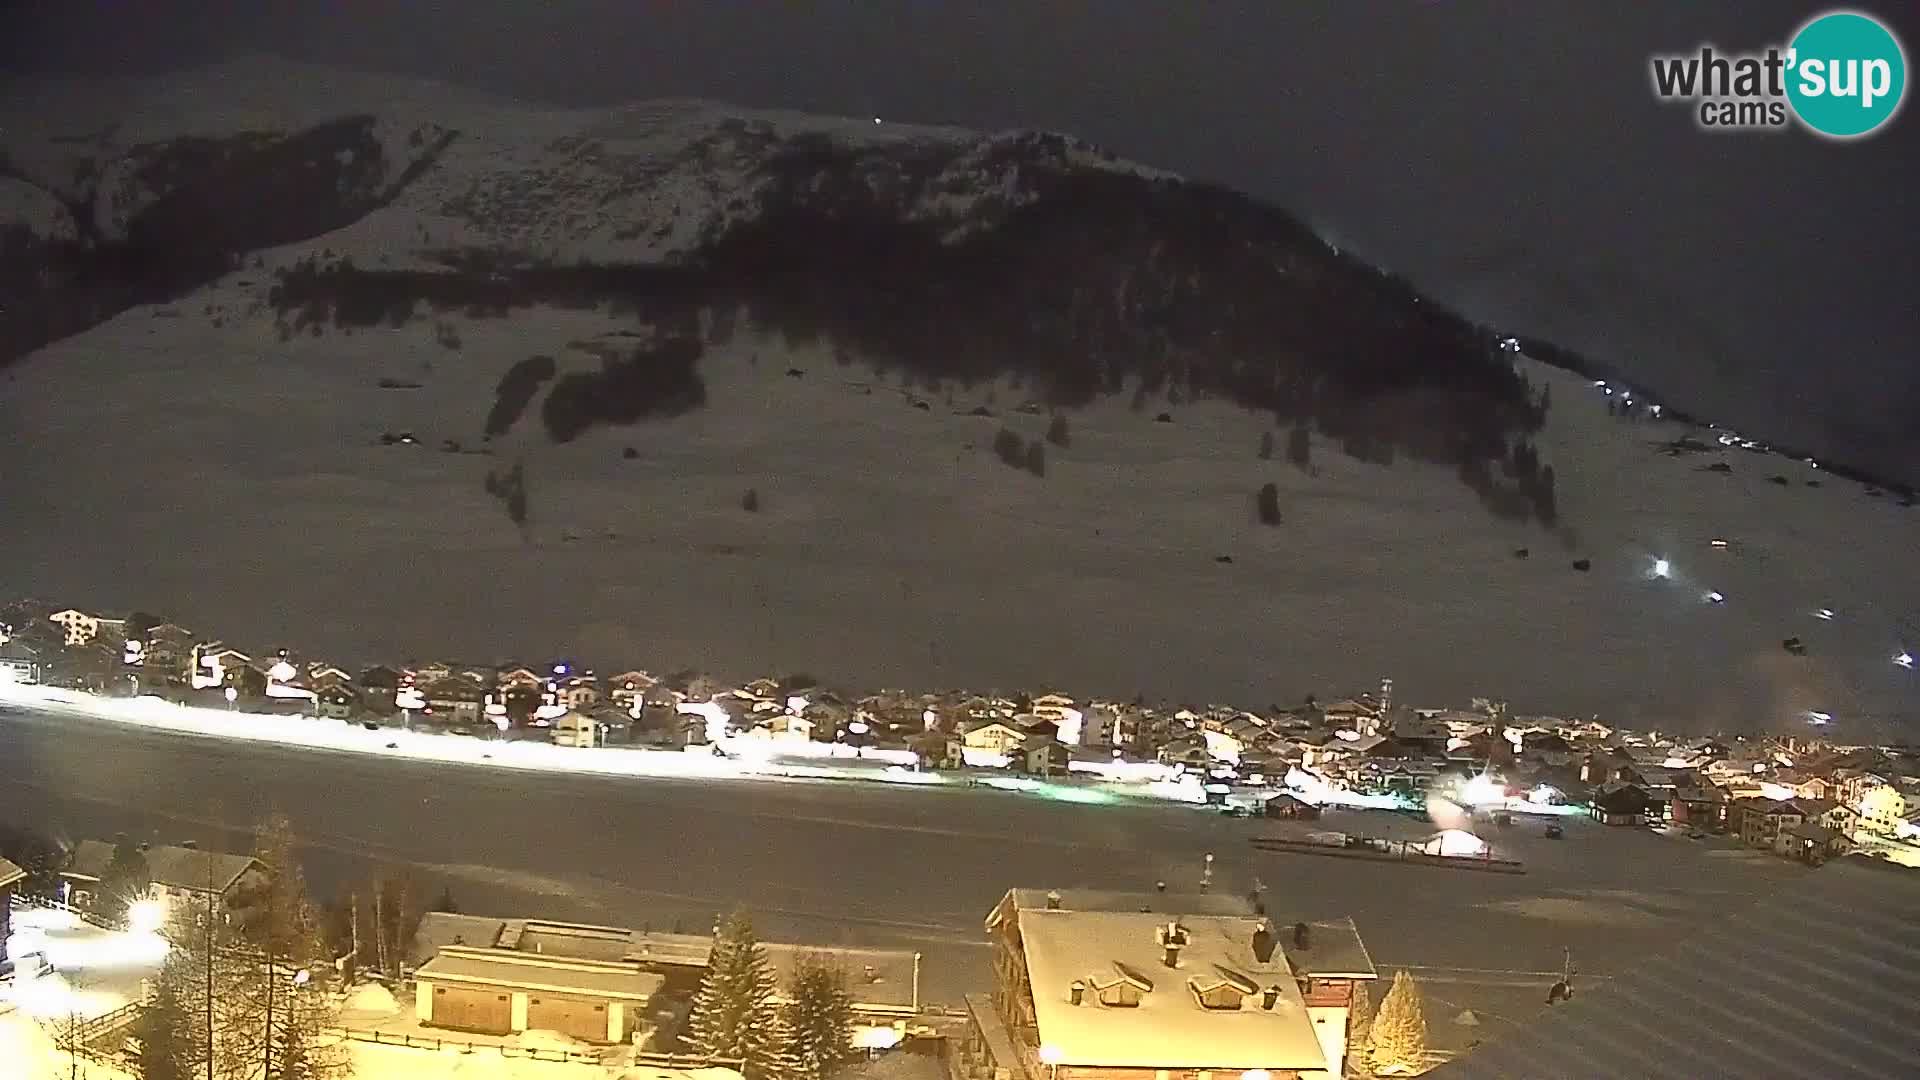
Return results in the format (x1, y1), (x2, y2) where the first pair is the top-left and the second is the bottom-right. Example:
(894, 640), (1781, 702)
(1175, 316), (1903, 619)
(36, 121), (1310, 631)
(987, 888), (1254, 929)
(1016, 911), (1328, 1070)
(64, 839), (262, 895)
(417, 945), (665, 1002)
(412, 914), (918, 1011)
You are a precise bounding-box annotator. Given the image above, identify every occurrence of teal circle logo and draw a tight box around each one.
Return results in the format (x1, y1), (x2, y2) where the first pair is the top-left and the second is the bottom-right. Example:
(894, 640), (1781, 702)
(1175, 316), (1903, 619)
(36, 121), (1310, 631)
(1786, 10), (1907, 138)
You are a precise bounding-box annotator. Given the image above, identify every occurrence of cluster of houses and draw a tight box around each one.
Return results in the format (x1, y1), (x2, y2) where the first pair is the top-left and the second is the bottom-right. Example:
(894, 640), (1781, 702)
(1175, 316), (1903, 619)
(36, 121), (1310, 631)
(6, 602), (1920, 864)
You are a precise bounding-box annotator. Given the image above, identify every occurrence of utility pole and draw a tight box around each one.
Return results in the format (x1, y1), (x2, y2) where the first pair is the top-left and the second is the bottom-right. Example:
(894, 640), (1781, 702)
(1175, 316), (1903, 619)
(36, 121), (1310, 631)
(205, 858), (215, 1080)
(263, 884), (275, 1080)
(373, 880), (388, 979)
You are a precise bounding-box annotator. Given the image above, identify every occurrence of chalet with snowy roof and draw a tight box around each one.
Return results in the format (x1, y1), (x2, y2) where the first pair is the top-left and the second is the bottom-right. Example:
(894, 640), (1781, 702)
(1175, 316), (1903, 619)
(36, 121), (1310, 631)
(494, 666), (543, 692)
(1367, 759), (1441, 793)
(1263, 792), (1321, 820)
(0, 638), (41, 685)
(189, 643), (253, 687)
(606, 670), (656, 710)
(316, 683), (360, 720)
(1016, 736), (1072, 778)
(1319, 697), (1377, 730)
(1670, 784), (1730, 831)
(1768, 767), (1838, 802)
(1727, 797), (1855, 849)
(62, 839), (267, 918)
(1775, 821), (1854, 863)
(1588, 784), (1654, 826)
(975, 888), (1375, 1079)
(421, 676), (486, 727)
(964, 720), (1029, 756)
(304, 663), (353, 689)
(1157, 734), (1212, 770)
(1030, 692), (1080, 716)
(559, 675), (602, 710)
(140, 622), (197, 676)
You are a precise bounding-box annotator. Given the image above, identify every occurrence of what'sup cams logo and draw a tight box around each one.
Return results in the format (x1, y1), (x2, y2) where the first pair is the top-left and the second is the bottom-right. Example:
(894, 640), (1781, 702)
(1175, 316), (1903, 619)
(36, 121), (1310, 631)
(1650, 9), (1907, 138)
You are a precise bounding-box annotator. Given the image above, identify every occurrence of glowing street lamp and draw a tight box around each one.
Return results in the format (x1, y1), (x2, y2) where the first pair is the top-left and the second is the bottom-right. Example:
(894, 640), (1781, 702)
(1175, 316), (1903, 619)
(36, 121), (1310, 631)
(1896, 652), (1915, 669)
(1651, 558), (1671, 579)
(128, 897), (166, 934)
(1039, 1044), (1063, 1080)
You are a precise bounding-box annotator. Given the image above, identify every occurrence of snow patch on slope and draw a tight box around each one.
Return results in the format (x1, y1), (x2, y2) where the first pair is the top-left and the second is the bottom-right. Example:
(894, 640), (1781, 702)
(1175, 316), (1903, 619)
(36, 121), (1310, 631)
(0, 177), (75, 243)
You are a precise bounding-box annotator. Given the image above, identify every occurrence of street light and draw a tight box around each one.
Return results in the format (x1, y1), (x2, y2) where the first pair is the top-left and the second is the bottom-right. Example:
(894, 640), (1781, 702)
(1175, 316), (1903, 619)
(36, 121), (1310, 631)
(1039, 1043), (1062, 1080)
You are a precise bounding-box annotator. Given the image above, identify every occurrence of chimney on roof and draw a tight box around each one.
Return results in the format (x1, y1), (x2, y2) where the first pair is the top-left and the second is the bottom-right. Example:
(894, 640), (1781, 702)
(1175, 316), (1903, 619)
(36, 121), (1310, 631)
(1161, 920), (1188, 968)
(1045, 890), (1063, 910)
(1292, 922), (1310, 949)
(1261, 985), (1281, 1010)
(1069, 980), (1085, 1006)
(1251, 920), (1276, 963)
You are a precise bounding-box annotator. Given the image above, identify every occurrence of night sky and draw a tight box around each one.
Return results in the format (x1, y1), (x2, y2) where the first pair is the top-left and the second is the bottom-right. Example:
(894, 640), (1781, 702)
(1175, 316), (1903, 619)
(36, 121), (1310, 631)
(6, 1), (1916, 477)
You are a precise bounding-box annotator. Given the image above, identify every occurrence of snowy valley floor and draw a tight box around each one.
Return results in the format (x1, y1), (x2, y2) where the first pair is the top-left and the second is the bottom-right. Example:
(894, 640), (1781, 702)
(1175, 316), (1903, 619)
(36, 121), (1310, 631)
(4, 698), (1811, 1021)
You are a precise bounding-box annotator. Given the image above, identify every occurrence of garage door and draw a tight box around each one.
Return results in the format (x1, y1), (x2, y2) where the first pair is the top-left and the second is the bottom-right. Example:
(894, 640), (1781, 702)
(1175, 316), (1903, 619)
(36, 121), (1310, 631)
(526, 994), (608, 1043)
(431, 985), (512, 1034)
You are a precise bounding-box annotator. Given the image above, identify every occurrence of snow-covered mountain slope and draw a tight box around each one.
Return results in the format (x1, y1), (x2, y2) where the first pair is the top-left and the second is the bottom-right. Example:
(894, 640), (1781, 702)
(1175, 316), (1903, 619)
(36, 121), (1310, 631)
(2, 58), (1916, 734)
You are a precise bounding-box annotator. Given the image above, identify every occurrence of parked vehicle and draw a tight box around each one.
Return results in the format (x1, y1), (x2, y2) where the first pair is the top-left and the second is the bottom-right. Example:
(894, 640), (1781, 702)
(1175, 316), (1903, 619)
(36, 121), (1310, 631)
(0, 951), (53, 980)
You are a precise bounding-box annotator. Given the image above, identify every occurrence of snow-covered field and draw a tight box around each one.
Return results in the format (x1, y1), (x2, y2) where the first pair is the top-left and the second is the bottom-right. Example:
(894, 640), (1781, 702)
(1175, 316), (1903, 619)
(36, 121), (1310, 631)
(0, 680), (925, 788)
(3, 291), (1916, 735)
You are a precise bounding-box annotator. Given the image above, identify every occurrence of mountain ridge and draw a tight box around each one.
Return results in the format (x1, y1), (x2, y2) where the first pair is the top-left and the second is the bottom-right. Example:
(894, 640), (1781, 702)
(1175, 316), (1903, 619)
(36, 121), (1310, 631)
(4, 55), (1568, 526)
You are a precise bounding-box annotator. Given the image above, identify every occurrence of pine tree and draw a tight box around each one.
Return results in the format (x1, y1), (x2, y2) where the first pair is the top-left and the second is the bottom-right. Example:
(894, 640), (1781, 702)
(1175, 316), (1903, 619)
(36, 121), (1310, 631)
(1369, 970), (1429, 1074)
(97, 833), (152, 926)
(1287, 424), (1312, 469)
(782, 953), (857, 1080)
(240, 812), (323, 965)
(1046, 413), (1071, 448)
(1256, 483), (1282, 525)
(1345, 978), (1373, 1075)
(687, 908), (783, 1079)
(135, 951), (195, 1080)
